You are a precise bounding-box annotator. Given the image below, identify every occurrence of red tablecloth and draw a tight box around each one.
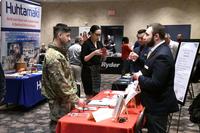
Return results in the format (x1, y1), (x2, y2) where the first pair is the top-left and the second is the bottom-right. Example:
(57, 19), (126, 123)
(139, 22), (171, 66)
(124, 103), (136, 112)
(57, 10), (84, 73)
(56, 90), (143, 133)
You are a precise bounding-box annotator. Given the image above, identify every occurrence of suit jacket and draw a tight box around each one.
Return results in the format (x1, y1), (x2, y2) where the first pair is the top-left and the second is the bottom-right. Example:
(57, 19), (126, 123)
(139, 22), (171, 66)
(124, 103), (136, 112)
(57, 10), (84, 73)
(139, 43), (179, 115)
(132, 45), (149, 72)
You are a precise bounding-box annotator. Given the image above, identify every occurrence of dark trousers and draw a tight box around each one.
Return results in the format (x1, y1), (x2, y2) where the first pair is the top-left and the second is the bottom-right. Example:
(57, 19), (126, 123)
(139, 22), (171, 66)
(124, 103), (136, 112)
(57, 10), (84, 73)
(49, 120), (57, 133)
(81, 66), (92, 95)
(145, 112), (168, 133)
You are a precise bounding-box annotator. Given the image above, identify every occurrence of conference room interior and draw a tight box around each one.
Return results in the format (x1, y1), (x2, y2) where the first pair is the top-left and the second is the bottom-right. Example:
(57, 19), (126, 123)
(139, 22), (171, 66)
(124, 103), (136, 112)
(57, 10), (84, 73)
(1, 0), (200, 133)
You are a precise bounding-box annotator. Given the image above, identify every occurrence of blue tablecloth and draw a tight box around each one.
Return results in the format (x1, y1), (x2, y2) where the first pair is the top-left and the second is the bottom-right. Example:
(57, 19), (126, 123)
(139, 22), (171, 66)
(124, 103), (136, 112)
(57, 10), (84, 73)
(4, 73), (45, 107)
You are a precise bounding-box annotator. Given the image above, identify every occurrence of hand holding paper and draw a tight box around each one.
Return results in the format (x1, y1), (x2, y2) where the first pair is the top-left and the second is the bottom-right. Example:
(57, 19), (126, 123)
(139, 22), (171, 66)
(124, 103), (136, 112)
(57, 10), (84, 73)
(124, 80), (140, 105)
(133, 71), (142, 80)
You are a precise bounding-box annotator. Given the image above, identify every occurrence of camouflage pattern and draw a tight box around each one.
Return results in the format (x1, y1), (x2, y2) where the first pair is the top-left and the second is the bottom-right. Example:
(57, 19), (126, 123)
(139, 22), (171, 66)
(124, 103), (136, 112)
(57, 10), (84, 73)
(42, 43), (79, 122)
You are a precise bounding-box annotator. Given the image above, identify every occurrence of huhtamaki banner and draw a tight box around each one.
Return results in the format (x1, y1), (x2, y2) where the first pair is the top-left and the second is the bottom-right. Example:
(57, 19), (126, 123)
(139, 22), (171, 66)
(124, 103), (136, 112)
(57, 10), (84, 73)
(1, 0), (41, 70)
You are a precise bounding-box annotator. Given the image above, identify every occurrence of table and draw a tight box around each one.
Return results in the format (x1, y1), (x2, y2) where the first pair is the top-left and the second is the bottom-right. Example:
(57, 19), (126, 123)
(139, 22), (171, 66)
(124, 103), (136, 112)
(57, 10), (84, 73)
(112, 77), (132, 91)
(4, 73), (45, 107)
(56, 90), (143, 133)
(101, 56), (122, 74)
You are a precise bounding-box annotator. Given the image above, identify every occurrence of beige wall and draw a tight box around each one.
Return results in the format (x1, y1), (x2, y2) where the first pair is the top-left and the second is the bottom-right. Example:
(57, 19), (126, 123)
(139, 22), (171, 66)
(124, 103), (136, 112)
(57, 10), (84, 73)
(41, 0), (200, 45)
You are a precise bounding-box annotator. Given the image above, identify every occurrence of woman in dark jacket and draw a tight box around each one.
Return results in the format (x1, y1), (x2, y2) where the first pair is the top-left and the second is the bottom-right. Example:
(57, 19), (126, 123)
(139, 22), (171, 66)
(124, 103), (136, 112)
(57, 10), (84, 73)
(81, 25), (107, 97)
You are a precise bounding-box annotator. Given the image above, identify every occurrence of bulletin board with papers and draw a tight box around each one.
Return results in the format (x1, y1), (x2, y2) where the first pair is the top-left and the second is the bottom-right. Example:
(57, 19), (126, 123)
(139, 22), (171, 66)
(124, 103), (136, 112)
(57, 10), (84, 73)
(174, 39), (200, 105)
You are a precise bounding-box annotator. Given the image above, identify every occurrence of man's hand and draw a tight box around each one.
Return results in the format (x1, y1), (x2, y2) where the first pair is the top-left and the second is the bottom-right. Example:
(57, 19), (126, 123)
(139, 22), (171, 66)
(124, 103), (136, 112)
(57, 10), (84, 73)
(133, 71), (142, 80)
(77, 98), (86, 107)
(129, 52), (139, 61)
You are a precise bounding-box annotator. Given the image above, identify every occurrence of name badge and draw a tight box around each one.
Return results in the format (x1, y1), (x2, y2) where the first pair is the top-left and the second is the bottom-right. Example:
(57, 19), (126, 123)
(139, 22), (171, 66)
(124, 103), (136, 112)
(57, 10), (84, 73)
(144, 65), (149, 70)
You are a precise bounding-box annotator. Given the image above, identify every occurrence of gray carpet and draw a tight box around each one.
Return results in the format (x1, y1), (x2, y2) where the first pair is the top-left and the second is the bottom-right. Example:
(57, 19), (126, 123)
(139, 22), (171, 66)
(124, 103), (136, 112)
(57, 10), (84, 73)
(0, 74), (199, 133)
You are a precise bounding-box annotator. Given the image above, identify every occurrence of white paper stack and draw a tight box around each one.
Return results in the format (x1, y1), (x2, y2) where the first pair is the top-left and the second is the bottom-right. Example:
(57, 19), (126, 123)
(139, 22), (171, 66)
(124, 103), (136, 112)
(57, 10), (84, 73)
(124, 80), (139, 105)
(88, 97), (118, 106)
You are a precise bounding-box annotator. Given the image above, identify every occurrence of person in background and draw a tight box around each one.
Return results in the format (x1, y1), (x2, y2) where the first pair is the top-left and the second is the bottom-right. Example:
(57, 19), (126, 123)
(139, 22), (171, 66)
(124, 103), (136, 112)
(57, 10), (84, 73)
(104, 35), (116, 54)
(121, 37), (132, 75)
(68, 36), (86, 98)
(133, 23), (179, 133)
(81, 25), (107, 97)
(82, 31), (89, 42)
(176, 33), (184, 44)
(165, 33), (179, 59)
(0, 63), (6, 104)
(39, 43), (47, 64)
(129, 29), (149, 73)
(133, 29), (146, 49)
(42, 23), (83, 133)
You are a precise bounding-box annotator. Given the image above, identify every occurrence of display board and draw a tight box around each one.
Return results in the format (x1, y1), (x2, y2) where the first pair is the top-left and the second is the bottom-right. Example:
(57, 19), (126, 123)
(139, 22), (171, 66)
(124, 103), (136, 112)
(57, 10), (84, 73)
(1, 0), (41, 70)
(174, 39), (200, 105)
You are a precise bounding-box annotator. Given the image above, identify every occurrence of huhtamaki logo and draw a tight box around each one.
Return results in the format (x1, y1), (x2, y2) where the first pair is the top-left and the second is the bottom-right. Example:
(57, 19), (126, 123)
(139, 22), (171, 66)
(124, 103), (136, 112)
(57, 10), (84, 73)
(6, 1), (40, 18)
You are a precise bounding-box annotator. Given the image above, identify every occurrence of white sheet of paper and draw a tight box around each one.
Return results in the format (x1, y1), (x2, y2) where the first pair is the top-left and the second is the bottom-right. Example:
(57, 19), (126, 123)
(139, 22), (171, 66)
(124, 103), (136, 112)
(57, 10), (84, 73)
(111, 91), (125, 95)
(88, 98), (118, 106)
(174, 42), (199, 103)
(124, 80), (139, 105)
(92, 108), (114, 122)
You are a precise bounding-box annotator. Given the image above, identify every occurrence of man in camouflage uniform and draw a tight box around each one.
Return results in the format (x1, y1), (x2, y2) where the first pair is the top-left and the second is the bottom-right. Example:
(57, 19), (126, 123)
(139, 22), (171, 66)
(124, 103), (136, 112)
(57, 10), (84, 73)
(42, 23), (80, 133)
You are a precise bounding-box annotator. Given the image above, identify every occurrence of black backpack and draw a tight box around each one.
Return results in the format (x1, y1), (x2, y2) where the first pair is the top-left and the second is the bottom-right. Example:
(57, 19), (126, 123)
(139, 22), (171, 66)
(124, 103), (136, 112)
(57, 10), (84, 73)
(188, 93), (200, 123)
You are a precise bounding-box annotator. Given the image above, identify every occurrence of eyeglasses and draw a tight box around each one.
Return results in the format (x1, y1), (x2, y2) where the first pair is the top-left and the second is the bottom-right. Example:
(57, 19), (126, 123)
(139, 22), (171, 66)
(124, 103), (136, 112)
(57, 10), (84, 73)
(94, 33), (101, 36)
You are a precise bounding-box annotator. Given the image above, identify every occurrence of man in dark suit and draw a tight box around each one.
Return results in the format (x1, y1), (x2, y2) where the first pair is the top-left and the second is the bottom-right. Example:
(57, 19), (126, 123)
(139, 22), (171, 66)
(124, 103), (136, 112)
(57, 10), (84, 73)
(129, 29), (149, 73)
(133, 23), (179, 133)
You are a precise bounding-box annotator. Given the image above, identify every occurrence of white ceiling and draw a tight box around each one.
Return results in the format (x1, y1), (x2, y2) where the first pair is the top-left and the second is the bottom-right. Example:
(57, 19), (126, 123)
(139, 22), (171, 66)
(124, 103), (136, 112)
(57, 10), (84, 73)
(34, 0), (132, 3)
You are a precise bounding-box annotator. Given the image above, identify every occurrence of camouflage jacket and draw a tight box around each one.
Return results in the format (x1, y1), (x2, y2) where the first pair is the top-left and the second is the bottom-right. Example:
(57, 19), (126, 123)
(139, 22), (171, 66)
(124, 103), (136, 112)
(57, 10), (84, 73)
(42, 43), (79, 103)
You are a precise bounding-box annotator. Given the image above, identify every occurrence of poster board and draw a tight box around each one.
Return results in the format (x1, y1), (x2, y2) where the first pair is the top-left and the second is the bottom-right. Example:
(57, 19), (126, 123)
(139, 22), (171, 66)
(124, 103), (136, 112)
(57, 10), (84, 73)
(174, 39), (200, 105)
(1, 0), (41, 70)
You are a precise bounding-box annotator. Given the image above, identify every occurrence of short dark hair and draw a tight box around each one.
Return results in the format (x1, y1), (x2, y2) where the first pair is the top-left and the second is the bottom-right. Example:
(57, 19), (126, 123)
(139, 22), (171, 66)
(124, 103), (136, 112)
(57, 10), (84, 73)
(53, 23), (71, 38)
(147, 23), (165, 40)
(90, 25), (101, 34)
(75, 36), (82, 43)
(122, 37), (129, 44)
(137, 29), (146, 34)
